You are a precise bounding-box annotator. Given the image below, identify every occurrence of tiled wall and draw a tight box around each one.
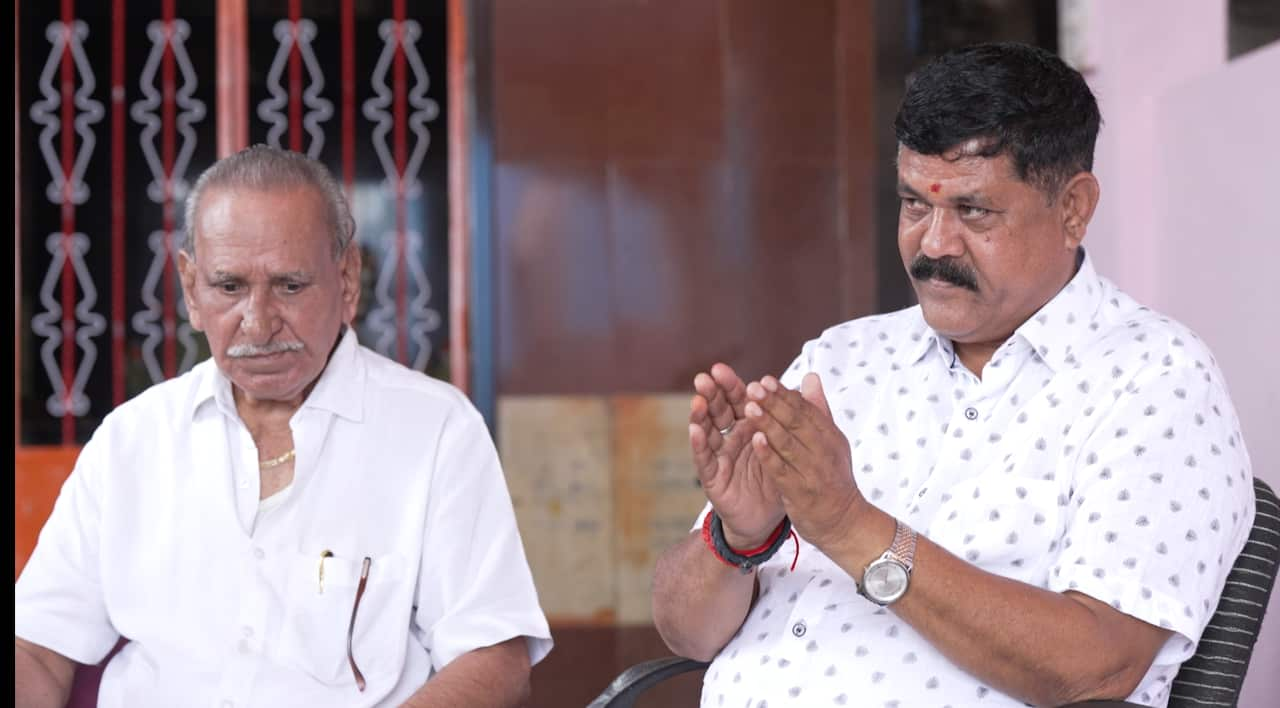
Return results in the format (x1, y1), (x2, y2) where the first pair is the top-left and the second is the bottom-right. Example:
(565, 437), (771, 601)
(501, 394), (709, 626)
(500, 394), (708, 704)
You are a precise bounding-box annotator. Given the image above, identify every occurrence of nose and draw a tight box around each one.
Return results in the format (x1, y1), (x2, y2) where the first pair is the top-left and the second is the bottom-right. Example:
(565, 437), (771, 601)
(919, 208), (966, 260)
(239, 290), (280, 341)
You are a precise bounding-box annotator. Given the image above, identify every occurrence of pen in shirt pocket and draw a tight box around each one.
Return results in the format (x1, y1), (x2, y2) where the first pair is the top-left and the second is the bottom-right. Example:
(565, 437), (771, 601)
(318, 549), (334, 593)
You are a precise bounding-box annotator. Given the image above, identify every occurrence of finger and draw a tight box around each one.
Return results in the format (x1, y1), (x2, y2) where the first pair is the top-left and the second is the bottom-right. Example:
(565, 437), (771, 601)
(745, 397), (807, 465)
(800, 373), (834, 421)
(689, 394), (725, 453)
(694, 371), (737, 435)
(759, 375), (835, 443)
(756, 380), (841, 463)
(750, 430), (798, 479)
(689, 423), (717, 484)
(747, 378), (808, 434)
(689, 392), (709, 426)
(710, 363), (750, 419)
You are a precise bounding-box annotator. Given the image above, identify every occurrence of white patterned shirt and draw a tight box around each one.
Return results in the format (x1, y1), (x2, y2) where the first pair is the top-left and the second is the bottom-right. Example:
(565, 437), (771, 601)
(697, 252), (1254, 708)
(16, 329), (553, 708)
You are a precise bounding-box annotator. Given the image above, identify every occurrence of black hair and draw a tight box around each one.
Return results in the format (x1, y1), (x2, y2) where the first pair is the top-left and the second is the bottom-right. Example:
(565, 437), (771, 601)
(894, 42), (1101, 197)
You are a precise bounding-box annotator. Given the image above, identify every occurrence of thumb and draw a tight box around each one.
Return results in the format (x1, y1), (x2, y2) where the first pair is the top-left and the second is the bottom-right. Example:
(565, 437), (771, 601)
(800, 372), (833, 420)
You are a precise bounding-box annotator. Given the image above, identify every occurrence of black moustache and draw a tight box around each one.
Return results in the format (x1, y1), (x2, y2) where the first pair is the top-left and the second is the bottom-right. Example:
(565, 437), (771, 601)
(909, 255), (978, 291)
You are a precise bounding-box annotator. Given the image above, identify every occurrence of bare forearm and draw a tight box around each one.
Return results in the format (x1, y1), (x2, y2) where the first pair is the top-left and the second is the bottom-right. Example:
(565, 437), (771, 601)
(651, 532), (757, 661)
(400, 637), (531, 708)
(15, 639), (74, 708)
(824, 504), (1167, 706)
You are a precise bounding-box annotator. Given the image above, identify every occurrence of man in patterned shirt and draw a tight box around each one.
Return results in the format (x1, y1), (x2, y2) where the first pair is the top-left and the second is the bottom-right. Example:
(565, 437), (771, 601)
(653, 42), (1254, 707)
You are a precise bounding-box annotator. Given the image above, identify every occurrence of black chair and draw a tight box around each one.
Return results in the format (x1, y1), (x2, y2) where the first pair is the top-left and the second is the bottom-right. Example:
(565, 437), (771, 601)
(590, 477), (1280, 708)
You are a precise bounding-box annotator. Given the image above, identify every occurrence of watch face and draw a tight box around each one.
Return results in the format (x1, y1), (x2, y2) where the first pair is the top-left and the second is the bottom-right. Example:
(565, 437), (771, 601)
(864, 560), (909, 604)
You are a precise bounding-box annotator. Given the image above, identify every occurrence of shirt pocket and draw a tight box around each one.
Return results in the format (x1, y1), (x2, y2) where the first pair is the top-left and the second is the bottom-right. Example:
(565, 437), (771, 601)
(277, 550), (413, 686)
(927, 476), (1063, 582)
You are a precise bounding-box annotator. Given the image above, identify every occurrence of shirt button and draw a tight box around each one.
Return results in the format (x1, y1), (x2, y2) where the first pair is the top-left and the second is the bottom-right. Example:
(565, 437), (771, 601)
(253, 547), (265, 560)
(791, 621), (807, 638)
(964, 406), (979, 420)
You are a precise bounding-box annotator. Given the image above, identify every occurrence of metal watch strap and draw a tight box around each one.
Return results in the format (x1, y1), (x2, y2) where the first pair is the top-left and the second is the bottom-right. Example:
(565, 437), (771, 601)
(888, 519), (917, 571)
(857, 519), (919, 606)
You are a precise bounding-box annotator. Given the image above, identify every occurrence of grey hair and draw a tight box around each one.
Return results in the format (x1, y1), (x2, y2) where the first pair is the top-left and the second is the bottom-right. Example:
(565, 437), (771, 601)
(182, 144), (355, 258)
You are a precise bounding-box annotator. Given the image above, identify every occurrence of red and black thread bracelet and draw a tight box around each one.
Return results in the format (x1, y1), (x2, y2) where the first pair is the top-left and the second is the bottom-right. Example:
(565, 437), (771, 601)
(702, 510), (799, 574)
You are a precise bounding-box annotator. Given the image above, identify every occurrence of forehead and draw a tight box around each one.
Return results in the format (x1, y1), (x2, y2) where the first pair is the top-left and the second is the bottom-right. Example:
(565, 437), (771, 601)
(896, 145), (1019, 189)
(193, 185), (332, 260)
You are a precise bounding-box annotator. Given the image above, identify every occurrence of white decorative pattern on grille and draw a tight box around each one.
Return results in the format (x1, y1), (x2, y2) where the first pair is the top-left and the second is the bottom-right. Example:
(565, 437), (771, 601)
(361, 19), (441, 369)
(130, 18), (206, 383)
(32, 233), (108, 417)
(258, 19), (333, 159)
(29, 21), (106, 417)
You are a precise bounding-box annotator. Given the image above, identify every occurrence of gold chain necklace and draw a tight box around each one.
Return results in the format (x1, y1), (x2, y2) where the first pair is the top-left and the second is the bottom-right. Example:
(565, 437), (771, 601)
(259, 449), (296, 469)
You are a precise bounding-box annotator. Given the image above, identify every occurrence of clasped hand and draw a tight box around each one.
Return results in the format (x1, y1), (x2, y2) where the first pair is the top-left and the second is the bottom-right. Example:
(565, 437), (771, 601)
(689, 364), (864, 554)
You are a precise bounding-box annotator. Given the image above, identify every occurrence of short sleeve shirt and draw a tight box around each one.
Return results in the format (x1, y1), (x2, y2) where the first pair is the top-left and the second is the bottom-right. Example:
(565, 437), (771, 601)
(15, 329), (553, 708)
(698, 252), (1254, 708)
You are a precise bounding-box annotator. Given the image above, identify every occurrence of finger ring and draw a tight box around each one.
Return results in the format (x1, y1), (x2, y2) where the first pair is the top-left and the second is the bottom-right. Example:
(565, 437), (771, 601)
(718, 422), (735, 436)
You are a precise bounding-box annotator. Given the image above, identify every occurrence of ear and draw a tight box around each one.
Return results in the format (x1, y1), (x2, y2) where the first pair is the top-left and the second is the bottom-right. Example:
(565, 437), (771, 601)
(177, 250), (204, 332)
(1058, 172), (1100, 249)
(338, 243), (362, 325)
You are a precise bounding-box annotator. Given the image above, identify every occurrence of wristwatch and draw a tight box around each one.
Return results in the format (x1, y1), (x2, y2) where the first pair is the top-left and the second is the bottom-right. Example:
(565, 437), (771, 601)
(860, 520), (917, 606)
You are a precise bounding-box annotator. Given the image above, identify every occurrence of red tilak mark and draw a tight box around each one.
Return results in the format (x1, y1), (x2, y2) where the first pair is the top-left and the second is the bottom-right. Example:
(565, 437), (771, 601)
(930, 183), (941, 193)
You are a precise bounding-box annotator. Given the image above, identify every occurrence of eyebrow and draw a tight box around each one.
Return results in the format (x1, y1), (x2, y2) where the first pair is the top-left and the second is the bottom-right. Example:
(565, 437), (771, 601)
(897, 182), (925, 199)
(896, 181), (997, 208)
(948, 192), (996, 208)
(271, 271), (312, 281)
(208, 269), (312, 281)
(896, 181), (926, 198)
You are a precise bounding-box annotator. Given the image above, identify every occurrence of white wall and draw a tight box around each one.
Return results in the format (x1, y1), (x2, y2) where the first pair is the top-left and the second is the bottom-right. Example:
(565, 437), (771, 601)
(1076, 2), (1280, 704)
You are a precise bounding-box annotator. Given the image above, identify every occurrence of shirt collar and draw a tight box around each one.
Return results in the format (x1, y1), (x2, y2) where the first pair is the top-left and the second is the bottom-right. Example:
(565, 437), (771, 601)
(905, 307), (949, 366)
(190, 327), (366, 423)
(1011, 248), (1104, 373)
(904, 248), (1103, 372)
(191, 358), (230, 420)
(303, 327), (365, 422)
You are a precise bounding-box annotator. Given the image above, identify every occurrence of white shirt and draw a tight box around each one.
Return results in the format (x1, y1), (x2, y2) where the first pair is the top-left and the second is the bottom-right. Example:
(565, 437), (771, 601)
(15, 329), (553, 708)
(698, 253), (1254, 708)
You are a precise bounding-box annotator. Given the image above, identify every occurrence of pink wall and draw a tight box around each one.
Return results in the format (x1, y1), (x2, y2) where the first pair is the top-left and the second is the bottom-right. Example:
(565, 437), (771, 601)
(1083, 1), (1226, 303)
(1077, 2), (1280, 704)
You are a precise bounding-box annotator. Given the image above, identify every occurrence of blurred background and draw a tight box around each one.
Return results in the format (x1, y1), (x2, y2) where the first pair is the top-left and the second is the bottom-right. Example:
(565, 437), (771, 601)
(13, 0), (1279, 705)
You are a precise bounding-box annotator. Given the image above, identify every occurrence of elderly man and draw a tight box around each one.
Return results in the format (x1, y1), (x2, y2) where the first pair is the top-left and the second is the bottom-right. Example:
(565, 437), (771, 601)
(15, 145), (551, 707)
(653, 43), (1254, 707)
